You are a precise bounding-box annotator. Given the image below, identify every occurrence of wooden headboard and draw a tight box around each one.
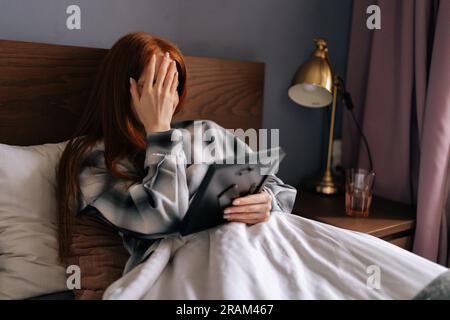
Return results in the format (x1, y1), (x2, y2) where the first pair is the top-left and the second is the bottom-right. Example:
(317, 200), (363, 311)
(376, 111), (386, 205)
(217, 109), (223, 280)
(0, 40), (264, 146)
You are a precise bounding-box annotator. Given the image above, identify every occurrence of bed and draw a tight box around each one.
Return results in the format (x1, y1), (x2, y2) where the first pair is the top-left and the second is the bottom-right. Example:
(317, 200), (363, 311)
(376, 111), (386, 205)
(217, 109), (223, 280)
(0, 39), (448, 300)
(0, 39), (264, 299)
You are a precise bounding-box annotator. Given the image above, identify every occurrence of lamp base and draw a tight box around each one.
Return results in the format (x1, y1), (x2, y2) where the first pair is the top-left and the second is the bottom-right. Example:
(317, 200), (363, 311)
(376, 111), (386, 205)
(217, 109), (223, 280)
(301, 170), (343, 195)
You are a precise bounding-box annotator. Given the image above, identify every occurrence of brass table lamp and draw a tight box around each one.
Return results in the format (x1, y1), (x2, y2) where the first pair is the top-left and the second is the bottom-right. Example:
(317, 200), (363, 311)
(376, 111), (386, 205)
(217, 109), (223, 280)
(288, 39), (342, 195)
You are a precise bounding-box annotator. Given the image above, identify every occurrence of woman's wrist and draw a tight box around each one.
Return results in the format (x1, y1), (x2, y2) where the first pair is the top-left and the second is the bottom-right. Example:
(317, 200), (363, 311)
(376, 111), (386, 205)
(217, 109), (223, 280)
(145, 124), (171, 134)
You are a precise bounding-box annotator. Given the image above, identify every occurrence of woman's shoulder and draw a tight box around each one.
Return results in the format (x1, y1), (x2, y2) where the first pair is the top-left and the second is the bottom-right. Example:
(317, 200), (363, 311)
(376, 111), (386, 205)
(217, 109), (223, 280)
(78, 138), (132, 174)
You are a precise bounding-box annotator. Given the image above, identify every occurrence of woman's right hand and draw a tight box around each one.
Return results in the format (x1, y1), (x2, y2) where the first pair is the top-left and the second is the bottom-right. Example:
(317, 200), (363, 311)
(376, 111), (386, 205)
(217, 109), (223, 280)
(130, 52), (179, 133)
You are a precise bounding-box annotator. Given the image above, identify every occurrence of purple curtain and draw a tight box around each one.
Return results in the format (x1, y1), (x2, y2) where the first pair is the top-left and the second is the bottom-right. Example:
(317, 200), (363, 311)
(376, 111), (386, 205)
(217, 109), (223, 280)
(342, 0), (450, 264)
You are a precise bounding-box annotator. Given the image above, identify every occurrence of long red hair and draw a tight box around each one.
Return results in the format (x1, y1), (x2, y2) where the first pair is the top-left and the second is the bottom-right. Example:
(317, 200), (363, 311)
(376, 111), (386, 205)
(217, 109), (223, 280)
(57, 32), (187, 260)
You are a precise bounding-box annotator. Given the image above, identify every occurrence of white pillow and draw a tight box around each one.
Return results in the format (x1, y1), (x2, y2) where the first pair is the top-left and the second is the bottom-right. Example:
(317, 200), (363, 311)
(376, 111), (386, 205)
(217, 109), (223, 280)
(0, 142), (68, 299)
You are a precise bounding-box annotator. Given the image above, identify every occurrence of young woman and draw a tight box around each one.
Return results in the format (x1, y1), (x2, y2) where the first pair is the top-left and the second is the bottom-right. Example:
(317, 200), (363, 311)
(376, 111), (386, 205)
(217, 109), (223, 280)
(58, 32), (446, 300)
(57, 31), (295, 274)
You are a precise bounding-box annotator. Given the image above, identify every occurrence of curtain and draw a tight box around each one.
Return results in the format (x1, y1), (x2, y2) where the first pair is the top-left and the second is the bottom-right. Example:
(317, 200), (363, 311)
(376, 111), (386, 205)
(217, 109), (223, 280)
(342, 0), (450, 265)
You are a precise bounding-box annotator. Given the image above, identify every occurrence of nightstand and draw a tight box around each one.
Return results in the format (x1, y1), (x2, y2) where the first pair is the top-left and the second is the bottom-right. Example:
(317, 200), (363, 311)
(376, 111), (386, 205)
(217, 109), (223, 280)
(292, 191), (416, 251)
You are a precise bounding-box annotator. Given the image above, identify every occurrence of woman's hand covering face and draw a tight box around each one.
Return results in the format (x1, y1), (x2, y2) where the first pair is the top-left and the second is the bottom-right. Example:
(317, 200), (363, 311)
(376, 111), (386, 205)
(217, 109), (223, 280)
(130, 52), (179, 133)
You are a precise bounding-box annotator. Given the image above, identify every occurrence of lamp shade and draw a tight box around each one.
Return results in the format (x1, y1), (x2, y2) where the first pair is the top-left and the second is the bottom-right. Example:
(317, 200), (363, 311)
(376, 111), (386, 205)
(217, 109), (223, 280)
(288, 39), (334, 108)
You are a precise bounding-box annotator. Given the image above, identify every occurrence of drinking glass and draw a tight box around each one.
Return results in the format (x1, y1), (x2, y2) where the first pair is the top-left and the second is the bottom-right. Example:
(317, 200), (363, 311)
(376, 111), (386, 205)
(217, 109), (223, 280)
(345, 168), (375, 217)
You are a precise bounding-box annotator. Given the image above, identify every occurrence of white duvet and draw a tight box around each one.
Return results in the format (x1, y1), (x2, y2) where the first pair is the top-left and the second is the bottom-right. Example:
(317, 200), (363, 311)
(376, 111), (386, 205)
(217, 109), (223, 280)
(103, 212), (447, 300)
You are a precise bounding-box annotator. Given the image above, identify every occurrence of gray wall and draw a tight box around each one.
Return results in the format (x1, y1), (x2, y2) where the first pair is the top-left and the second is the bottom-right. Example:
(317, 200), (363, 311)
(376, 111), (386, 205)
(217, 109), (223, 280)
(0, 0), (352, 186)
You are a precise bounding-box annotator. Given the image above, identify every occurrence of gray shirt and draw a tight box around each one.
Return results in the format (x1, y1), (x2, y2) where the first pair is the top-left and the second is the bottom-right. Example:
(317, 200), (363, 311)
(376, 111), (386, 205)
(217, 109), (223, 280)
(77, 120), (297, 274)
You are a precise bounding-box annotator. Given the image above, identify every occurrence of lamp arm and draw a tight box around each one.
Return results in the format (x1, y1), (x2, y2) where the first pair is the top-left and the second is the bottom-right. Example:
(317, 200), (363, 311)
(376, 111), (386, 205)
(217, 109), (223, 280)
(336, 76), (374, 172)
(325, 78), (339, 175)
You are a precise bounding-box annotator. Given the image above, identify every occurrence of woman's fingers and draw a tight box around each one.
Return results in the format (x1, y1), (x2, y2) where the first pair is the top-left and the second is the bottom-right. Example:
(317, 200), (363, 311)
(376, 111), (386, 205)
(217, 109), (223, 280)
(223, 190), (272, 225)
(232, 192), (272, 206)
(224, 212), (269, 221)
(164, 61), (177, 94)
(170, 71), (179, 95)
(231, 219), (267, 225)
(171, 73), (179, 113)
(144, 54), (156, 91)
(129, 77), (140, 108)
(155, 52), (171, 91)
(224, 203), (270, 214)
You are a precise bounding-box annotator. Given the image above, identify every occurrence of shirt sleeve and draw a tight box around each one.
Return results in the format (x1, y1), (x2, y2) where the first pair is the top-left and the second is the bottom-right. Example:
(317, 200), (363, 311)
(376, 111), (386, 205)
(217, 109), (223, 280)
(262, 176), (297, 213)
(78, 129), (189, 238)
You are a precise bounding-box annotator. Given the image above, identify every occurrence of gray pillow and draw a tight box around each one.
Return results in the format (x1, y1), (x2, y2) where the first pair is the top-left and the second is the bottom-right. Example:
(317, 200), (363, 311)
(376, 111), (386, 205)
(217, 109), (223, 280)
(0, 142), (68, 299)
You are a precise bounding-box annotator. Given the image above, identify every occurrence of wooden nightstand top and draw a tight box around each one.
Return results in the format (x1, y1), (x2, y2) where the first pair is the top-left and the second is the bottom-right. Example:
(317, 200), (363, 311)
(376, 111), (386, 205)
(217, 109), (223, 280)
(293, 191), (416, 239)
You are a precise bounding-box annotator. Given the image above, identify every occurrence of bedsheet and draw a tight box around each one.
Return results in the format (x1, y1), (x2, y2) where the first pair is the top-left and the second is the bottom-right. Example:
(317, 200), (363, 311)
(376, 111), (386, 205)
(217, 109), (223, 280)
(103, 212), (447, 300)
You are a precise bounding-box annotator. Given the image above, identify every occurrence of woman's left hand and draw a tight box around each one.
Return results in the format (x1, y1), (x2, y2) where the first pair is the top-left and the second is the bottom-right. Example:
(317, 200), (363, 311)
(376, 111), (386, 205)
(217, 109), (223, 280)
(223, 191), (272, 225)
